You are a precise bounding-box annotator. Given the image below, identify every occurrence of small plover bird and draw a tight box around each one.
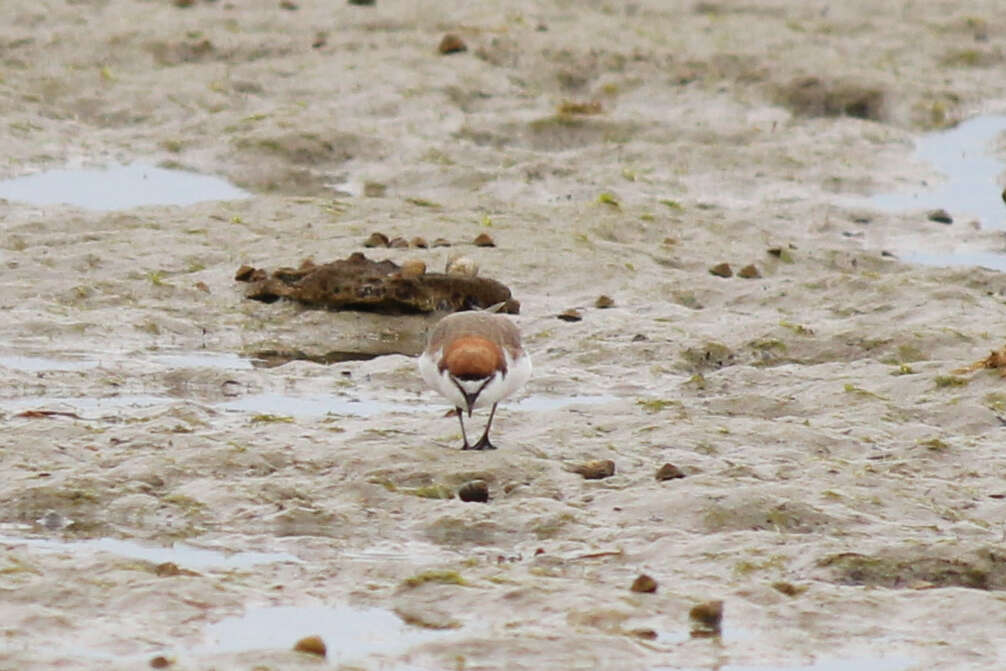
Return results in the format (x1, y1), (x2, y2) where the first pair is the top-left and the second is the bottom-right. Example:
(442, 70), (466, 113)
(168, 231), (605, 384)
(418, 310), (531, 450)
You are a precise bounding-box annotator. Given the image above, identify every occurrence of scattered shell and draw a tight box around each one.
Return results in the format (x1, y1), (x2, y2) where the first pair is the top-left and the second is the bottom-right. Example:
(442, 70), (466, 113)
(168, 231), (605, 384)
(433, 238), (452, 247)
(557, 309), (583, 322)
(927, 208), (953, 224)
(149, 656), (173, 669)
(446, 255), (478, 277)
(388, 236), (409, 248)
(473, 232), (496, 247)
(594, 295), (614, 308)
(364, 232), (389, 247)
(709, 262), (733, 278)
(438, 34), (467, 54)
(655, 463), (685, 481)
(458, 480), (489, 503)
(689, 600), (723, 636)
(399, 259), (426, 278)
(411, 236), (429, 248)
(293, 635), (327, 657)
(630, 574), (658, 593)
(572, 459), (615, 479)
(362, 181), (387, 197)
(737, 264), (761, 279)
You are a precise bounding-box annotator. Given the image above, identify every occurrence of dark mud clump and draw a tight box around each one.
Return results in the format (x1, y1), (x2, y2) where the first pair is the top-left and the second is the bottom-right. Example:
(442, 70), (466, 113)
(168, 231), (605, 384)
(818, 547), (1006, 590)
(774, 76), (887, 121)
(236, 253), (519, 314)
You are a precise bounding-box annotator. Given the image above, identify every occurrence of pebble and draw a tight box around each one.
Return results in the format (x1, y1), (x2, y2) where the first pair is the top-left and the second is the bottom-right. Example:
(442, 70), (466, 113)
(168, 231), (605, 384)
(364, 232), (389, 247)
(630, 574), (658, 593)
(388, 236), (409, 248)
(293, 635), (327, 657)
(557, 309), (583, 322)
(655, 463), (685, 481)
(737, 264), (761, 279)
(689, 600), (723, 636)
(410, 236), (429, 248)
(595, 295), (614, 308)
(572, 459), (615, 479)
(446, 255), (478, 277)
(709, 262), (733, 278)
(458, 480), (489, 502)
(473, 232), (496, 247)
(927, 209), (953, 224)
(438, 34), (467, 54)
(149, 656), (173, 668)
(433, 237), (452, 247)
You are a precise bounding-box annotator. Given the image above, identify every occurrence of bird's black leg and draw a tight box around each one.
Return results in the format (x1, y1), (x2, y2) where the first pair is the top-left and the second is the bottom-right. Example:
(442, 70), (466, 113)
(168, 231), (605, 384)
(456, 407), (474, 450)
(470, 403), (498, 451)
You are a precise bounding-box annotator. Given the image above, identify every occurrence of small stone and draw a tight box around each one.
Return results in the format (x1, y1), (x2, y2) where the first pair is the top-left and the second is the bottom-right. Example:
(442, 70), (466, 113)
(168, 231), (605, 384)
(432, 238), (452, 247)
(473, 232), (496, 247)
(364, 232), (389, 247)
(311, 31), (328, 49)
(927, 208), (953, 224)
(458, 480), (489, 503)
(279, 0), (298, 9)
(149, 656), (173, 669)
(628, 628), (658, 640)
(388, 236), (409, 248)
(154, 562), (199, 577)
(438, 34), (467, 55)
(193, 281), (210, 293)
(572, 459), (615, 479)
(689, 600), (723, 635)
(655, 463), (685, 481)
(362, 181), (387, 197)
(399, 259), (426, 278)
(594, 295), (614, 309)
(632, 334), (648, 342)
(771, 581), (808, 597)
(557, 309), (583, 322)
(293, 635), (327, 657)
(709, 262), (732, 278)
(630, 574), (658, 593)
(446, 255), (478, 277)
(410, 236), (429, 248)
(234, 264), (256, 281)
(347, 0), (375, 4)
(737, 264), (761, 279)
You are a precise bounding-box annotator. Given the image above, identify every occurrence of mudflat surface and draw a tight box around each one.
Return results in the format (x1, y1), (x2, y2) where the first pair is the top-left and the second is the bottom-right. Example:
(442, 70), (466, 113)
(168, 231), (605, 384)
(3, 1), (1006, 669)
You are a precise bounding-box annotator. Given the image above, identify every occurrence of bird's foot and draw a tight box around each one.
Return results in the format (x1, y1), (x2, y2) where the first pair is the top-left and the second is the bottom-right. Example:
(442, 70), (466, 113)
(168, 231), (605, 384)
(464, 435), (497, 451)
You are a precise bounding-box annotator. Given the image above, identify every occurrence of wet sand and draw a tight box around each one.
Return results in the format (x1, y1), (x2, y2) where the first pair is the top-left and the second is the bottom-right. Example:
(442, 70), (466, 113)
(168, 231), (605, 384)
(3, 1), (1006, 669)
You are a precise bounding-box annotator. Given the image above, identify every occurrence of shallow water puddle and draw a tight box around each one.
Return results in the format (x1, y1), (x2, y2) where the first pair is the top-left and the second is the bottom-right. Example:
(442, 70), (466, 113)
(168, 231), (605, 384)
(0, 534), (300, 569)
(868, 115), (1006, 228)
(866, 114), (1006, 268)
(0, 162), (250, 210)
(199, 605), (453, 658)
